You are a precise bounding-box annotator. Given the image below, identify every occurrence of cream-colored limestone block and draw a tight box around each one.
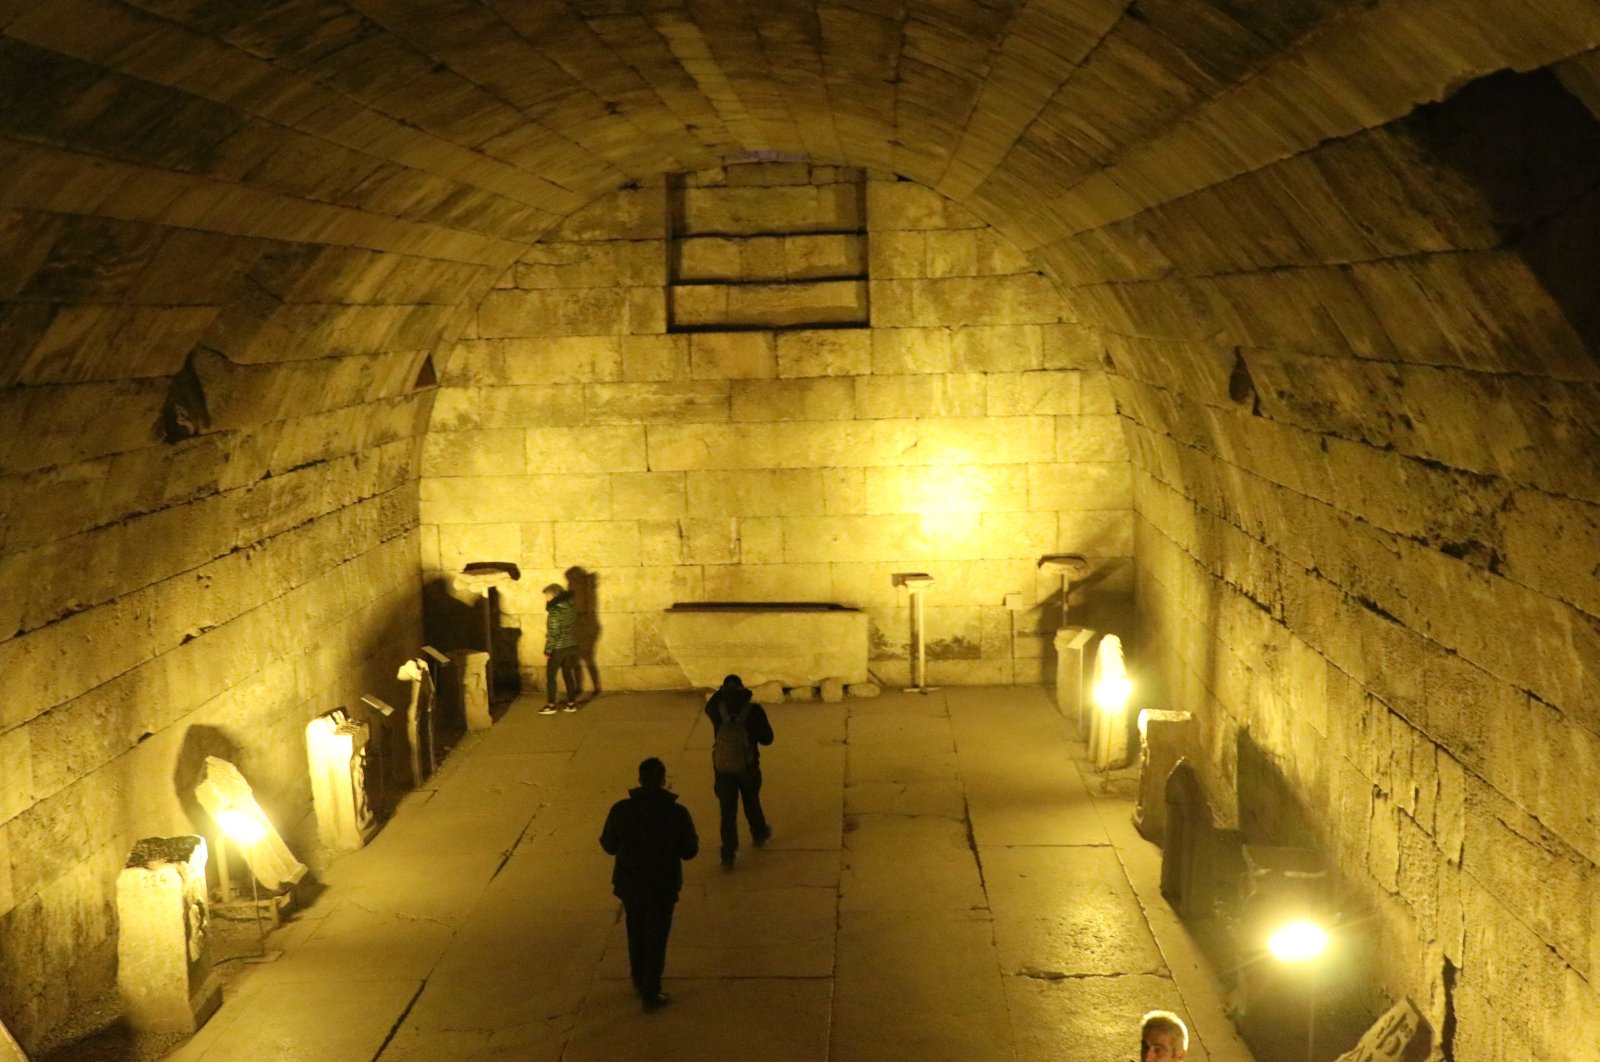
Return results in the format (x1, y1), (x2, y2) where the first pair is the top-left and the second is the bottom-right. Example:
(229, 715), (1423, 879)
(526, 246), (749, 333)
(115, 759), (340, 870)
(116, 836), (221, 1035)
(731, 377), (855, 422)
(775, 329), (871, 377)
(525, 425), (646, 473)
(604, 664), (691, 690)
(610, 472), (687, 518)
(0, 727), (32, 823)
(679, 517), (740, 565)
(421, 474), (609, 523)
(421, 428), (527, 478)
(1042, 324), (1108, 370)
(586, 381), (729, 424)
(690, 332), (776, 379)
(921, 510), (986, 559)
(497, 337), (625, 385)
(853, 373), (986, 419)
(553, 520), (640, 567)
(678, 237), (743, 279)
(868, 180), (948, 230)
(823, 468), (865, 515)
(621, 334), (691, 381)
(1058, 510), (1135, 556)
(868, 279), (918, 328)
(476, 288), (628, 337)
(740, 517), (784, 563)
(785, 233), (863, 278)
(662, 605), (868, 687)
(513, 240), (665, 289)
(649, 420), (918, 471)
(426, 385), (583, 431)
(869, 231), (926, 279)
(633, 610), (675, 666)
(672, 284), (727, 325)
(1055, 415), (1130, 462)
(1028, 463), (1134, 510)
(950, 325), (1044, 373)
(304, 710), (374, 853)
(686, 468), (827, 516)
(914, 416), (1054, 466)
(683, 185), (861, 234)
(981, 605), (1020, 659)
(779, 514), (931, 563)
(628, 287), (667, 334)
(639, 519), (686, 565)
(702, 563), (834, 602)
(550, 187), (666, 241)
(1080, 372), (1119, 414)
(517, 523), (555, 567)
(871, 327), (952, 374)
(976, 230), (1035, 275)
(738, 235), (786, 279)
(924, 230), (979, 278)
(437, 523), (521, 572)
(862, 464), (1029, 514)
(719, 281), (868, 328)
(593, 612), (637, 666)
(931, 657), (1016, 686)
(986, 371), (1081, 417)
(601, 564), (706, 611)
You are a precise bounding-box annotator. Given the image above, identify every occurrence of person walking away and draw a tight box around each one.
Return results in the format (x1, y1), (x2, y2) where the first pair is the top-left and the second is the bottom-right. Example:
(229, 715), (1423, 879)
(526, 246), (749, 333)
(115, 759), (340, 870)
(704, 674), (773, 869)
(599, 757), (698, 1011)
(541, 582), (580, 714)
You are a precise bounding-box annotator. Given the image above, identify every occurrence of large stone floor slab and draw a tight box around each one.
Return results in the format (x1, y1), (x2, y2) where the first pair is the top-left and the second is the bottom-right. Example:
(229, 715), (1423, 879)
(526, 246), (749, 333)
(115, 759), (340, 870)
(162, 686), (1255, 1062)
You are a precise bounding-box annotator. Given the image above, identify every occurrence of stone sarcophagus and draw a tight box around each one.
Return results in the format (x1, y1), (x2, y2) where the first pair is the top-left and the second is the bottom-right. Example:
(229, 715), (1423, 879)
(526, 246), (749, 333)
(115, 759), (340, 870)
(662, 602), (870, 688)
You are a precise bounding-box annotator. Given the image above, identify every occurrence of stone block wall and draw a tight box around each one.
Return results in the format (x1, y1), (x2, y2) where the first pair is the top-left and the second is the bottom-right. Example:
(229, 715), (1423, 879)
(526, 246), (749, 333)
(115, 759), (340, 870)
(420, 165), (1134, 691)
(1070, 64), (1600, 1058)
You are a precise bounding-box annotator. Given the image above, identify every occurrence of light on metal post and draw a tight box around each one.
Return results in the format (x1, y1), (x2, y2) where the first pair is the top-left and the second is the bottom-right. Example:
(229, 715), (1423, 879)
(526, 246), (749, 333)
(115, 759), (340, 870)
(214, 805), (273, 960)
(1267, 917), (1329, 1062)
(892, 573), (939, 694)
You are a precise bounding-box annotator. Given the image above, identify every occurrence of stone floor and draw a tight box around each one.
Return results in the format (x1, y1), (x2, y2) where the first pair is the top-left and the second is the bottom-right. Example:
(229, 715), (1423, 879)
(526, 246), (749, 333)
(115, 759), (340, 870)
(165, 686), (1256, 1062)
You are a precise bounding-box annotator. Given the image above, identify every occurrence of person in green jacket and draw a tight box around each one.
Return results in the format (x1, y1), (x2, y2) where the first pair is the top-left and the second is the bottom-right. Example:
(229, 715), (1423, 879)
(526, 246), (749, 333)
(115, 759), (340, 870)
(541, 582), (581, 714)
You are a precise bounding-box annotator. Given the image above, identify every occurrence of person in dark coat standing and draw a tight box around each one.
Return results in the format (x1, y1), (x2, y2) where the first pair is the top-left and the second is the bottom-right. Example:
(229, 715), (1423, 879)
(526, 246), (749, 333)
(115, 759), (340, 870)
(599, 757), (699, 1011)
(541, 583), (580, 714)
(704, 674), (774, 869)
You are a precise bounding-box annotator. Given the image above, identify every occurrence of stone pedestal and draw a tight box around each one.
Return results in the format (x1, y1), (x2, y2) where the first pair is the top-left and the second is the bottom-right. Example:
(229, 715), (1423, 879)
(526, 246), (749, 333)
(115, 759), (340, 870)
(1134, 709), (1194, 843)
(1052, 626), (1095, 730)
(194, 757), (307, 892)
(454, 649), (493, 731)
(116, 836), (222, 1034)
(305, 710), (375, 853)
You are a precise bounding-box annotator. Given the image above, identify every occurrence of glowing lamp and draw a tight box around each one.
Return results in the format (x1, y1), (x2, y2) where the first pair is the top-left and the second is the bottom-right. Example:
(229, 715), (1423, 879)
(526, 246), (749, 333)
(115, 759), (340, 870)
(1093, 674), (1133, 713)
(1267, 918), (1329, 962)
(214, 805), (267, 847)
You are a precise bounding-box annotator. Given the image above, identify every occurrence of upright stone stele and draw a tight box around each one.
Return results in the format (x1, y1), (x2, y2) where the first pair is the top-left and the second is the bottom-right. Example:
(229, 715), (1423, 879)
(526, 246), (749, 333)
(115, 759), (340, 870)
(305, 709), (376, 853)
(116, 836), (222, 1034)
(1053, 626), (1096, 729)
(193, 757), (308, 891)
(1134, 710), (1194, 843)
(454, 649), (493, 731)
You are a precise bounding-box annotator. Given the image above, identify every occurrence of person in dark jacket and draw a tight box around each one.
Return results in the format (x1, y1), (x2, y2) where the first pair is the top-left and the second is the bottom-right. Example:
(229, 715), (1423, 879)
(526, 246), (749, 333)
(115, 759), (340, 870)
(599, 757), (699, 1011)
(541, 583), (580, 714)
(704, 674), (774, 869)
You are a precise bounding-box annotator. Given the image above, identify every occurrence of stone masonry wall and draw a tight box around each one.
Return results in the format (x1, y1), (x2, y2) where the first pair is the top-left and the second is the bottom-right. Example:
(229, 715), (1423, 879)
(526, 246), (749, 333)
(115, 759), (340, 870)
(420, 164), (1133, 691)
(1073, 65), (1600, 1059)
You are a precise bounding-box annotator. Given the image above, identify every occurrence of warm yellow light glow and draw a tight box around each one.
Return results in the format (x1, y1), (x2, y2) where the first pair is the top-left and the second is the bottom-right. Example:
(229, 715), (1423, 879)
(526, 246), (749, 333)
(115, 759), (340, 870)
(1093, 674), (1133, 712)
(1267, 918), (1329, 962)
(215, 805), (267, 846)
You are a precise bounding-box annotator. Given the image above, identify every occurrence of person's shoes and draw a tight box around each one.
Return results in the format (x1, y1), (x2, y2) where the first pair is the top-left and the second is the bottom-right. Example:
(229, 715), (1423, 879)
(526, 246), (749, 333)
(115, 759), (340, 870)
(641, 992), (670, 1013)
(752, 826), (771, 847)
(539, 704), (558, 715)
(720, 849), (736, 870)
(562, 701), (578, 712)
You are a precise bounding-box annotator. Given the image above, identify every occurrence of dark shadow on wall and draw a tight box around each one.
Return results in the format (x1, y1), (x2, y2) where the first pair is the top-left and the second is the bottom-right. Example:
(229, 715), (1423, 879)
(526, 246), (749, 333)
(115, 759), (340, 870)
(1235, 727), (1317, 848)
(172, 724), (241, 844)
(1399, 67), (1600, 362)
(565, 566), (602, 695)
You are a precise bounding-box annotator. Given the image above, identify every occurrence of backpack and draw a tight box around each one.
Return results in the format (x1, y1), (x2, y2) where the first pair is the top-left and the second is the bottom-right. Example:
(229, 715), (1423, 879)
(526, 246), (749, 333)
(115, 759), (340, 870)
(712, 700), (754, 773)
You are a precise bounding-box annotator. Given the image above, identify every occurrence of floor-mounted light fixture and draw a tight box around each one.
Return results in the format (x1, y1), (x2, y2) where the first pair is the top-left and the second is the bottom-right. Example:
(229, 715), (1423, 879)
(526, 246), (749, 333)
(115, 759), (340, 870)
(891, 572), (938, 693)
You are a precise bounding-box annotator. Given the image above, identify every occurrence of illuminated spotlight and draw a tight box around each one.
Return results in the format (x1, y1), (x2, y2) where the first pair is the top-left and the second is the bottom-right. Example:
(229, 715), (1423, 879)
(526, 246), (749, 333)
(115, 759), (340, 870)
(1093, 673), (1132, 713)
(214, 805), (267, 847)
(1267, 918), (1329, 962)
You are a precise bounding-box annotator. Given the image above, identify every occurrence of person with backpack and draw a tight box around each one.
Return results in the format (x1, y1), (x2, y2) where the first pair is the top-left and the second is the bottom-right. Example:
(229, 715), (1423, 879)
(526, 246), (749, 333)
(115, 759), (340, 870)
(704, 674), (774, 869)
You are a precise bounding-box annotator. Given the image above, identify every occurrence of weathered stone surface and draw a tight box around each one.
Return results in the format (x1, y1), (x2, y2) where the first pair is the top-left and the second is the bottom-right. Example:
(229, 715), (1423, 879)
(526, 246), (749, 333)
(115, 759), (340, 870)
(662, 606), (871, 687)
